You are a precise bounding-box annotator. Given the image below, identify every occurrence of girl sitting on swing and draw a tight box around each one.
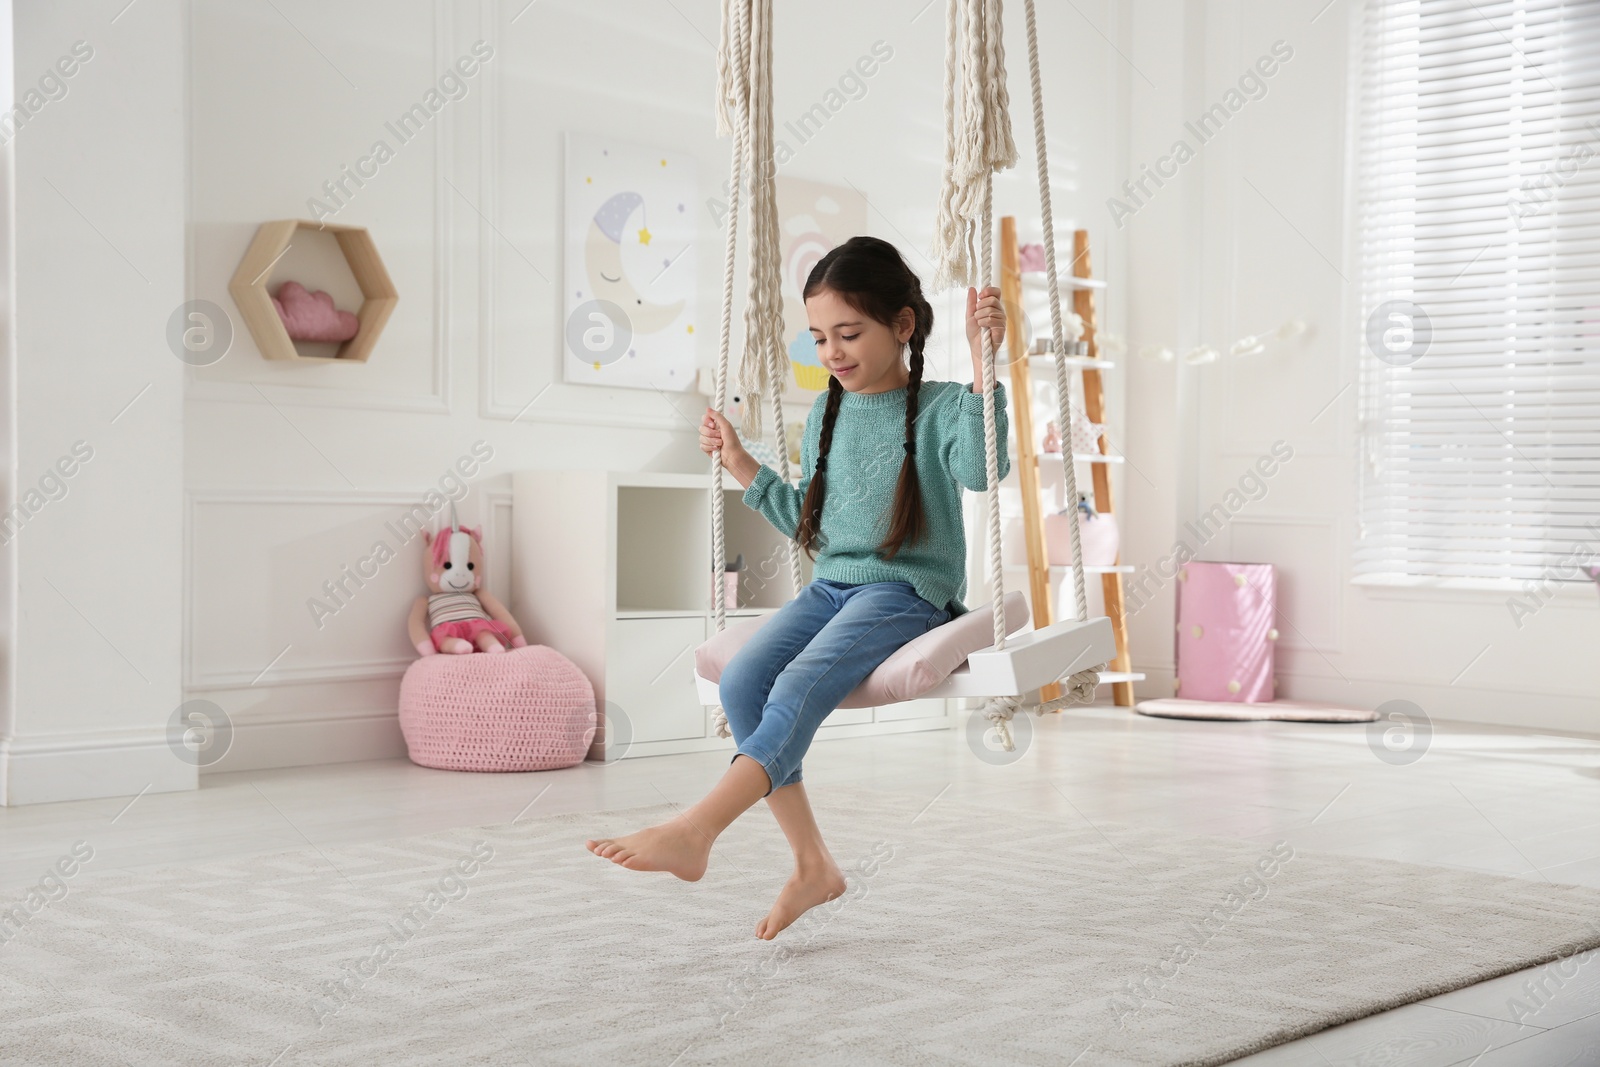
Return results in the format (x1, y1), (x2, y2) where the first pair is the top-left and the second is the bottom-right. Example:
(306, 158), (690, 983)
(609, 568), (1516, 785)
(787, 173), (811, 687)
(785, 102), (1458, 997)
(586, 235), (1010, 939)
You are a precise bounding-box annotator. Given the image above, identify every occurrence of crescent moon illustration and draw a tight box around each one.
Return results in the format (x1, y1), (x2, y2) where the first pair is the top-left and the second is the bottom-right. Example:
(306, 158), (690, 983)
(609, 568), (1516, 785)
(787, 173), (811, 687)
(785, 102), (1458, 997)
(585, 191), (685, 334)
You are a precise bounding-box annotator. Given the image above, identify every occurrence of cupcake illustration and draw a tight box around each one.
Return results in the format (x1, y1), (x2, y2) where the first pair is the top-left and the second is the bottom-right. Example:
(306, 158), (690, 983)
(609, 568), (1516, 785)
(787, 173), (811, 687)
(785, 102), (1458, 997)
(788, 328), (829, 391)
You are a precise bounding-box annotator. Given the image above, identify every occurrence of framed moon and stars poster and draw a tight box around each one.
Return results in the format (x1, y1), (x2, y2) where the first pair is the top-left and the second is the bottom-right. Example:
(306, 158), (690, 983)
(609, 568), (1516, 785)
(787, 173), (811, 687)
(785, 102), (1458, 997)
(562, 131), (698, 391)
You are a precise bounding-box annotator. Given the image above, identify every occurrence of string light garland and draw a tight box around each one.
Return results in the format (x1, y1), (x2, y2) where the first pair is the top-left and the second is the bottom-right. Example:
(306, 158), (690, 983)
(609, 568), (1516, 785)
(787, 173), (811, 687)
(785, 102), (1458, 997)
(1109, 318), (1308, 366)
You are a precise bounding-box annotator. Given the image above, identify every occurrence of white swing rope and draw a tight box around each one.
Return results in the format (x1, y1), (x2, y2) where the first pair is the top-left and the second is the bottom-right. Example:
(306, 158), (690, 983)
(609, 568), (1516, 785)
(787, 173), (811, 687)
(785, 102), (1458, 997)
(933, 0), (1105, 750)
(708, 0), (746, 654)
(1020, 0), (1105, 713)
(709, 0), (801, 740)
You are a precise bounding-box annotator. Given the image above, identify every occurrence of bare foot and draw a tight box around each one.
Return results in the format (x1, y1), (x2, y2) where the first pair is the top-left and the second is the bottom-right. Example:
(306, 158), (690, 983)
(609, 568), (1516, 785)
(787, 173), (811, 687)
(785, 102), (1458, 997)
(755, 863), (847, 940)
(585, 815), (712, 881)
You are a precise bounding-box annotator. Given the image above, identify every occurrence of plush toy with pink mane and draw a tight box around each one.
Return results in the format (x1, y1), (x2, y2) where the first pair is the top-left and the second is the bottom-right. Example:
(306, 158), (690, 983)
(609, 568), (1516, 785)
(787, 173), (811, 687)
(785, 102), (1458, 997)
(407, 508), (527, 655)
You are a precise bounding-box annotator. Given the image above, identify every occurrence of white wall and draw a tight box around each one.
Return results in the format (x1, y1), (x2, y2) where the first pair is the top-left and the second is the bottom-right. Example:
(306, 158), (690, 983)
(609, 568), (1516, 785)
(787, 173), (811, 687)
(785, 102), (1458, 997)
(1, 0), (189, 804)
(180, 0), (1134, 775)
(0, 0), (13, 797)
(1121, 0), (1600, 733)
(8, 0), (1584, 806)
(0, 0), (13, 799)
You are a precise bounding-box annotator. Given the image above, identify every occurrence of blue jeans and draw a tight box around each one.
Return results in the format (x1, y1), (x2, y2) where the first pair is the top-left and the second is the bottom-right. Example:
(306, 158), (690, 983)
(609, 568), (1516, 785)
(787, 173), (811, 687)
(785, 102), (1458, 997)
(720, 578), (952, 797)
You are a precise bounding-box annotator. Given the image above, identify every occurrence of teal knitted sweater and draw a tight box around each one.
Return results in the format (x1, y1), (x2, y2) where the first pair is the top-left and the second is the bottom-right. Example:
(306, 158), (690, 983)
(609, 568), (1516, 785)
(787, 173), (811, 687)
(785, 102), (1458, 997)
(742, 379), (1010, 618)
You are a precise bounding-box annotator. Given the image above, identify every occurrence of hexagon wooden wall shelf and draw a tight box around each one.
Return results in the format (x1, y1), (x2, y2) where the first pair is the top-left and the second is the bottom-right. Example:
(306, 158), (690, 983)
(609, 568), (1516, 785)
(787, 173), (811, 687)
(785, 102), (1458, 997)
(228, 219), (397, 363)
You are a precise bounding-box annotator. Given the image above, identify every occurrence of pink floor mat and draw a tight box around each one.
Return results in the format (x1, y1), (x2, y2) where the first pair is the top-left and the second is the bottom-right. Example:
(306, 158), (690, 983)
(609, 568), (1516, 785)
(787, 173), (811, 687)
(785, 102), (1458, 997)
(1135, 697), (1377, 722)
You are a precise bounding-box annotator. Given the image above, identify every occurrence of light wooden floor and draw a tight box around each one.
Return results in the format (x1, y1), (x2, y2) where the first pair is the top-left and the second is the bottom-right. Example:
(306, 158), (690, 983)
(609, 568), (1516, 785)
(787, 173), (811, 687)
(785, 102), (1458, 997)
(4, 705), (1598, 1065)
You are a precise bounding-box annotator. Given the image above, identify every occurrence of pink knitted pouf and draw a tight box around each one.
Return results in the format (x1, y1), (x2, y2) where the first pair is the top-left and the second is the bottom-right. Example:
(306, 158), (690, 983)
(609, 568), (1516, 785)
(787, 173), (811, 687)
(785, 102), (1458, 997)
(398, 645), (596, 772)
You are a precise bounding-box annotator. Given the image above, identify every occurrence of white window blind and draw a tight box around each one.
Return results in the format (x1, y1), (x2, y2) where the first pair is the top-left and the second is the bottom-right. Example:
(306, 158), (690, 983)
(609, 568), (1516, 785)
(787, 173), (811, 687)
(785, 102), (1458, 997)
(1354, 0), (1600, 583)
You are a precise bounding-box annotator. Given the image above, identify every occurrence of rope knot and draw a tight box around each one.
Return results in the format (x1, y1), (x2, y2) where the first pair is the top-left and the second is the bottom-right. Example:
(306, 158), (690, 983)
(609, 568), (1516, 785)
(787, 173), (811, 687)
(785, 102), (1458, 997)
(980, 695), (1023, 752)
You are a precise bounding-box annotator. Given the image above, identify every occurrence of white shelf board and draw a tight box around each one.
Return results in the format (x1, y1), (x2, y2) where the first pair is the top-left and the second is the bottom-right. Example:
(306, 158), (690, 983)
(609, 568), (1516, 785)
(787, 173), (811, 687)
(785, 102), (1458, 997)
(616, 607), (777, 619)
(1097, 671), (1144, 685)
(608, 470), (802, 492)
(1013, 452), (1122, 466)
(1027, 354), (1116, 371)
(1042, 563), (1135, 574)
(1020, 273), (1106, 291)
(610, 470), (715, 491)
(617, 609), (697, 619)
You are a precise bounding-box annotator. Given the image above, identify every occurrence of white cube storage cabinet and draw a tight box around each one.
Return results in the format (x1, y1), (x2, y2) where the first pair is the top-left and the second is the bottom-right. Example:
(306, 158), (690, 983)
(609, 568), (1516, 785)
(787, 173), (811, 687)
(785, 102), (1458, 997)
(510, 470), (952, 762)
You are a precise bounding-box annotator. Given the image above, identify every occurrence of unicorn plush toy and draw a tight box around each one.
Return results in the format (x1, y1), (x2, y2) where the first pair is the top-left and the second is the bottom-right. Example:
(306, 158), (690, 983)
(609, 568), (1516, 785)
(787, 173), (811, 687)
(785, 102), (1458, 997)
(408, 507), (527, 655)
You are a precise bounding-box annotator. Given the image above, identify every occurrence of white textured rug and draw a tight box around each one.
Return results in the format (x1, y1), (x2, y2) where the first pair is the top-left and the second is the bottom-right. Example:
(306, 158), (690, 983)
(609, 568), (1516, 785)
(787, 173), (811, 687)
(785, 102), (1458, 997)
(3, 783), (1599, 1067)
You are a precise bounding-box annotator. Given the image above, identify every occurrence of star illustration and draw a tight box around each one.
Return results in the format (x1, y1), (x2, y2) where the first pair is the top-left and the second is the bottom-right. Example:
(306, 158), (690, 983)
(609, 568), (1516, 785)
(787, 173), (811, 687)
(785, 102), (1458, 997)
(638, 226), (652, 245)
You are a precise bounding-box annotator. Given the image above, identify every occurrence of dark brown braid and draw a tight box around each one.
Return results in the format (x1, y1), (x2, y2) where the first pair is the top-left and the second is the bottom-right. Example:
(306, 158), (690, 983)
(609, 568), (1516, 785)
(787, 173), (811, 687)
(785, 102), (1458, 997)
(794, 376), (845, 561)
(880, 329), (927, 560)
(794, 235), (935, 563)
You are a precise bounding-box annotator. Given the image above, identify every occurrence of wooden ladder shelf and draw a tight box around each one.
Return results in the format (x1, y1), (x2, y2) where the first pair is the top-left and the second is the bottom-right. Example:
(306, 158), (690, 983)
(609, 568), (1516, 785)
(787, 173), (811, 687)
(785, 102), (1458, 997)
(997, 219), (1140, 707)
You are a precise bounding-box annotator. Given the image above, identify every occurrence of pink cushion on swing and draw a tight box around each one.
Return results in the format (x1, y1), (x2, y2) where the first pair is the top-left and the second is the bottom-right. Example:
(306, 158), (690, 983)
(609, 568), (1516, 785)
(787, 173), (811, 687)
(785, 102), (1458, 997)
(694, 591), (1031, 708)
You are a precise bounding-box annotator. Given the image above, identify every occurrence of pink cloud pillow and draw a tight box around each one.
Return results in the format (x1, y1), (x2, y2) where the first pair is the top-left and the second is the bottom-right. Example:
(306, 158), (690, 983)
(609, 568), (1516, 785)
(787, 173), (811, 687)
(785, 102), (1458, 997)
(272, 281), (360, 343)
(695, 591), (1030, 708)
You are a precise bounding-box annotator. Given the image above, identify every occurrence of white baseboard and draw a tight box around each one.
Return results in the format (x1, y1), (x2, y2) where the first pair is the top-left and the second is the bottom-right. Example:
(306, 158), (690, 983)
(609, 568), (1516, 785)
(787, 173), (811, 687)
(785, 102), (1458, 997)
(0, 711), (432, 800)
(15, 668), (1584, 806)
(202, 710), (410, 775)
(1273, 669), (1600, 739)
(0, 729), (197, 807)
(1130, 661), (1600, 740)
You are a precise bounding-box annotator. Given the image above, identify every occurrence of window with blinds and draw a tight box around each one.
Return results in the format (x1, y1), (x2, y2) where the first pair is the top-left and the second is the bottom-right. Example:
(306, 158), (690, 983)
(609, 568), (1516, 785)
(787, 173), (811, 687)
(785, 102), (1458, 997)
(1354, 0), (1600, 584)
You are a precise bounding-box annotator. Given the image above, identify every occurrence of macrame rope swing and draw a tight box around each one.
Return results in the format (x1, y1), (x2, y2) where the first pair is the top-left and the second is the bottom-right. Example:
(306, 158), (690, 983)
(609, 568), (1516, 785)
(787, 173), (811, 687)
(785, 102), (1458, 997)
(709, 0), (803, 670)
(707, 0), (1105, 749)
